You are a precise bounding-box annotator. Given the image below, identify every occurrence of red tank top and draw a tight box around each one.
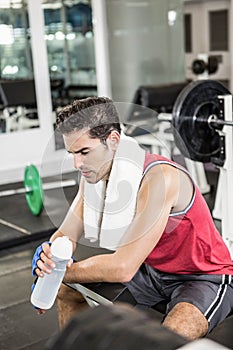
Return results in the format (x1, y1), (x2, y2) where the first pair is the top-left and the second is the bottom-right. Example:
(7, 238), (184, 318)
(143, 153), (233, 275)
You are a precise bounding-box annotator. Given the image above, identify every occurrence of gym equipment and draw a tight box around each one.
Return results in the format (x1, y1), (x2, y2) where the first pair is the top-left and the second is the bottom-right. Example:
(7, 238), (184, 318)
(67, 281), (137, 308)
(192, 59), (206, 75)
(192, 55), (218, 75)
(0, 164), (76, 216)
(0, 80), (39, 132)
(24, 165), (44, 216)
(172, 79), (231, 165)
(128, 80), (232, 166)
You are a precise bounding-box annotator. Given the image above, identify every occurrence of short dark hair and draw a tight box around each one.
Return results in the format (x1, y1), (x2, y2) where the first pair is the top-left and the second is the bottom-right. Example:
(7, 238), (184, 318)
(56, 97), (121, 143)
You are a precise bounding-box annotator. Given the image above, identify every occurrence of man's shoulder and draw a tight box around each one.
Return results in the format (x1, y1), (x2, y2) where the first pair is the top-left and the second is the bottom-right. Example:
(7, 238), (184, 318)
(141, 154), (186, 193)
(143, 153), (181, 173)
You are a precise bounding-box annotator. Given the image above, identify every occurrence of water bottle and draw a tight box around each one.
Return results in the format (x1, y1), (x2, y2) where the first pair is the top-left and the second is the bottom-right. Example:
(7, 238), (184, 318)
(30, 236), (73, 310)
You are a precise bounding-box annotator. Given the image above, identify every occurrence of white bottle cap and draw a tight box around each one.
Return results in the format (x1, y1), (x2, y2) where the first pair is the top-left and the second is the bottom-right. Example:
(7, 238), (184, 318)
(51, 236), (73, 260)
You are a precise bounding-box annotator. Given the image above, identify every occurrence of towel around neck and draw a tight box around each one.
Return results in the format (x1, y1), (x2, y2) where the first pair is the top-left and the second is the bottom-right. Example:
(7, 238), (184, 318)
(83, 134), (146, 250)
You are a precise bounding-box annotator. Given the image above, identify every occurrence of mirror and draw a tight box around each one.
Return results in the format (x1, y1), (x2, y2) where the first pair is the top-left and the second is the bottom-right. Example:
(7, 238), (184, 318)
(0, 0), (39, 133)
(0, 0), (98, 135)
(41, 0), (97, 149)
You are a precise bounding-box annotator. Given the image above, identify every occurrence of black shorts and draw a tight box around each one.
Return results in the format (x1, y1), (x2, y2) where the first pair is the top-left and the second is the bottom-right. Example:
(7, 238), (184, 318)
(124, 264), (233, 333)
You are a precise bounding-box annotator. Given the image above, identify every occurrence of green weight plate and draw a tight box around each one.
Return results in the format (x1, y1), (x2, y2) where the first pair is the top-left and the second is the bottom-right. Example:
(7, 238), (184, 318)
(172, 80), (230, 163)
(24, 164), (44, 216)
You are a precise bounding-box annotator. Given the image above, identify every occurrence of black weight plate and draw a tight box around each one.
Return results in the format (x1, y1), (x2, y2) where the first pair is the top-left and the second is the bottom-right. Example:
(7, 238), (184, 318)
(192, 59), (206, 75)
(172, 80), (230, 162)
(208, 56), (218, 75)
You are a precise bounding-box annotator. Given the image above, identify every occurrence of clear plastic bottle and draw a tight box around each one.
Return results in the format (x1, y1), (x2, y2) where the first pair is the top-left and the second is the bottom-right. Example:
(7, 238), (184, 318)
(30, 236), (73, 310)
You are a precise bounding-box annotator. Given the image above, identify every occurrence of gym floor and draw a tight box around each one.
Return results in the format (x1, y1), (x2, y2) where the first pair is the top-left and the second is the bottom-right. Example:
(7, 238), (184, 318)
(0, 163), (233, 350)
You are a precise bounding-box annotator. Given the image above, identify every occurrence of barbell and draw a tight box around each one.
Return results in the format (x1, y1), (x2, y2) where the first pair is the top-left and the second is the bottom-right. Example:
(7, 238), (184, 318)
(0, 164), (76, 216)
(162, 79), (232, 164)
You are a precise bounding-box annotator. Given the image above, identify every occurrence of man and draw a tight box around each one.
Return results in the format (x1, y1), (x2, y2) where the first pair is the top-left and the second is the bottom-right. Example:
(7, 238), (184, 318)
(32, 97), (233, 341)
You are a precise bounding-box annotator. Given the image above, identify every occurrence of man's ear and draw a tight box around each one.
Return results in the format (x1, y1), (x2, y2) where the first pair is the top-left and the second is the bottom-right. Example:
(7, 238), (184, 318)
(107, 130), (120, 151)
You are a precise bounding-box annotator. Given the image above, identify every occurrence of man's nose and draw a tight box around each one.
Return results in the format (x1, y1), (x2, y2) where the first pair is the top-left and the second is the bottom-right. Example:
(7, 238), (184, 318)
(73, 154), (83, 169)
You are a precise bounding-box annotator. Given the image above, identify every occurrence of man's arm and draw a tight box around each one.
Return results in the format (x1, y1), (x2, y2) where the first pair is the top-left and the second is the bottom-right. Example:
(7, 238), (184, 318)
(63, 164), (181, 284)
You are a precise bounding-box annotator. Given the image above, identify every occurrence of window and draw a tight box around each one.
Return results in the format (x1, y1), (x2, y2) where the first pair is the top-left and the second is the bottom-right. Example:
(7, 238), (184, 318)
(184, 13), (192, 53)
(209, 10), (228, 51)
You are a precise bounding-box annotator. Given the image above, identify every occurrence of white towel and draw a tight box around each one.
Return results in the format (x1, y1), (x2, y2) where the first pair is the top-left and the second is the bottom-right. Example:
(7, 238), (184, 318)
(84, 134), (146, 250)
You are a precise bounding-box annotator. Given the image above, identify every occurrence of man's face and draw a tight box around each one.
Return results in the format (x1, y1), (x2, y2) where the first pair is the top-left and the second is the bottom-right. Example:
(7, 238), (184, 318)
(63, 129), (119, 184)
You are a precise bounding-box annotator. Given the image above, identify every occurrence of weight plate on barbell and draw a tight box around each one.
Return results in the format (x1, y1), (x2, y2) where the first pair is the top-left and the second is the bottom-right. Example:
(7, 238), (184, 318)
(24, 164), (44, 216)
(172, 80), (230, 163)
(192, 59), (206, 75)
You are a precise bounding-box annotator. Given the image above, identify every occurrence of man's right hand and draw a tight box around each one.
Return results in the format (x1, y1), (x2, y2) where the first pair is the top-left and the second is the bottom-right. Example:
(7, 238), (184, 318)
(32, 241), (55, 278)
(31, 241), (55, 314)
